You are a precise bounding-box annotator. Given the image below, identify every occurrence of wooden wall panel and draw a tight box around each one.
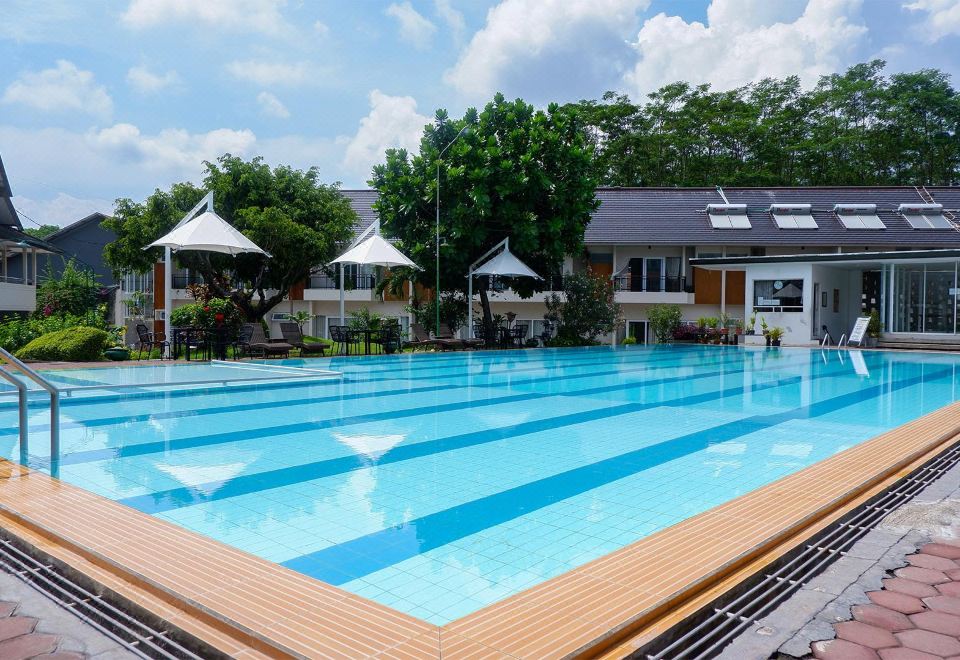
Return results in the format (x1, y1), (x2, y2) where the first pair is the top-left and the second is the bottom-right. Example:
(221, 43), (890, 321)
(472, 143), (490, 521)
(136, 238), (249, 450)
(726, 270), (746, 306)
(694, 267), (721, 305)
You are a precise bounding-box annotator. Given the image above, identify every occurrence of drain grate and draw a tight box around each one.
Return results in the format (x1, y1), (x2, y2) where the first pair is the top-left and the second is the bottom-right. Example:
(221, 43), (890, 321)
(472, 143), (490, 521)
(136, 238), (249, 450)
(0, 537), (212, 659)
(639, 439), (960, 660)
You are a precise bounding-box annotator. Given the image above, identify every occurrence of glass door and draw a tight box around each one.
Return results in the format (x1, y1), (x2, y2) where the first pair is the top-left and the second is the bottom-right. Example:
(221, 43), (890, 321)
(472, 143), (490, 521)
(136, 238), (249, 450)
(925, 265), (956, 333)
(645, 258), (664, 293)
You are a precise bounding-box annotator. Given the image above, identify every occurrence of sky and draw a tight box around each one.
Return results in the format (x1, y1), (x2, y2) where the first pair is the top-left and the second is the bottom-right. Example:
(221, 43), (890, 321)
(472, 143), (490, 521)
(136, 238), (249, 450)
(1, 0), (959, 229)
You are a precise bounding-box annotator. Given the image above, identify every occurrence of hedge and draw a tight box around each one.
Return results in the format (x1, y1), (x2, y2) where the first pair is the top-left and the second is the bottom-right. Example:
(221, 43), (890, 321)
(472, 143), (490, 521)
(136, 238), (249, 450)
(15, 326), (111, 362)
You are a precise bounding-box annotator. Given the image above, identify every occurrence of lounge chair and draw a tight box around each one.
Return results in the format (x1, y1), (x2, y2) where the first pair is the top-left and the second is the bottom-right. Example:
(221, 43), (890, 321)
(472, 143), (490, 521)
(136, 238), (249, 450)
(279, 322), (327, 356)
(241, 323), (292, 359)
(329, 325), (359, 356)
(406, 324), (454, 351)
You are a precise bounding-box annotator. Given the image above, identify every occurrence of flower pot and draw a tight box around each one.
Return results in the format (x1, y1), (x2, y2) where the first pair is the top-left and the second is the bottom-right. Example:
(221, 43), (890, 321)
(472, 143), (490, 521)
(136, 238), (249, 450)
(104, 347), (130, 361)
(771, 339), (781, 347)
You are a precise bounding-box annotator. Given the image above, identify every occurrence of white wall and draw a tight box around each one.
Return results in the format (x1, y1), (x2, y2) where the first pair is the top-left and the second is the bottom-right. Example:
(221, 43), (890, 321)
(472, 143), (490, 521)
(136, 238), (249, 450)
(743, 263), (814, 345)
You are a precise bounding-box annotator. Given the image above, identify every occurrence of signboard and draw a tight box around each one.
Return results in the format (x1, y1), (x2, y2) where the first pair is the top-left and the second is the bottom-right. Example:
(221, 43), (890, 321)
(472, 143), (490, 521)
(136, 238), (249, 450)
(758, 298), (781, 306)
(849, 316), (871, 345)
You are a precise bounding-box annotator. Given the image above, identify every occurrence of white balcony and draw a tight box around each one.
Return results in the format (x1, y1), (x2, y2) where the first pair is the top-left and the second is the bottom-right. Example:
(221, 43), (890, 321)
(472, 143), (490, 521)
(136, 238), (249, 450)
(614, 291), (696, 305)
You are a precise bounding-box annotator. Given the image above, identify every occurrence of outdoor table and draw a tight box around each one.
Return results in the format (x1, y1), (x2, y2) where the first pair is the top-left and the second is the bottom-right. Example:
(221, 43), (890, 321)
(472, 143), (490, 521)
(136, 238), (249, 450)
(346, 328), (374, 355)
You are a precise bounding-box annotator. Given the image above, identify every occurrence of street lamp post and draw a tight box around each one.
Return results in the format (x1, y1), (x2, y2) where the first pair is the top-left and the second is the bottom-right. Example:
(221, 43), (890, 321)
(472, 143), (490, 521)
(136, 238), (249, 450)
(435, 125), (469, 336)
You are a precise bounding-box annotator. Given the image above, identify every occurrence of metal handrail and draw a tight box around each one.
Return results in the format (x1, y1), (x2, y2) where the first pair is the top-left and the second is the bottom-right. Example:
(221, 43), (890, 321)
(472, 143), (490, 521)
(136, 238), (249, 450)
(820, 333), (831, 347)
(0, 348), (60, 462)
(838, 333), (848, 347)
(0, 367), (28, 464)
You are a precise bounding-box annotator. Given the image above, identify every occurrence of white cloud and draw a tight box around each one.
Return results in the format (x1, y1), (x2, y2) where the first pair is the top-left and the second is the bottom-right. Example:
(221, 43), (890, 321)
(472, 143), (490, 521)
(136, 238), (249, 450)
(226, 60), (312, 86)
(126, 65), (180, 94)
(87, 124), (257, 174)
(313, 20), (330, 37)
(257, 91), (290, 119)
(13, 193), (114, 228)
(2, 60), (113, 118)
(121, 0), (292, 37)
(904, 0), (960, 41)
(624, 0), (869, 95)
(445, 0), (648, 101)
(342, 90), (430, 180)
(434, 0), (465, 40)
(385, 2), (437, 50)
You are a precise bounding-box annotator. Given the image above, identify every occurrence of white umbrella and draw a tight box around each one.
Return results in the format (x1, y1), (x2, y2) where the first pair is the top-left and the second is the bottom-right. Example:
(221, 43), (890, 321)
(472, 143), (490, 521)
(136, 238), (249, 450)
(144, 193), (268, 356)
(330, 234), (416, 268)
(472, 246), (541, 279)
(329, 227), (418, 326)
(147, 211), (269, 256)
(467, 238), (541, 338)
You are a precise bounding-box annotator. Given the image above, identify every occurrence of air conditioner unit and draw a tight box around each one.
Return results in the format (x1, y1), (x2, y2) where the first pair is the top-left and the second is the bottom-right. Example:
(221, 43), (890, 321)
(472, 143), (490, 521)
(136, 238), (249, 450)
(154, 310), (166, 321)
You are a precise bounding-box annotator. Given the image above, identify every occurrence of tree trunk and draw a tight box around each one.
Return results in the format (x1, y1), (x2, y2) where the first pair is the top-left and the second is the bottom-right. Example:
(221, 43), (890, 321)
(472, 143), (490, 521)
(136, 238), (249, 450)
(477, 278), (493, 344)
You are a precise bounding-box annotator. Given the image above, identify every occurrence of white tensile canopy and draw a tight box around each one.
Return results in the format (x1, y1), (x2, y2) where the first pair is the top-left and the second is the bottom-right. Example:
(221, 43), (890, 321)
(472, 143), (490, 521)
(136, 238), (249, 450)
(330, 234), (417, 269)
(145, 193), (268, 354)
(328, 224), (418, 325)
(467, 237), (541, 338)
(472, 246), (541, 279)
(147, 211), (269, 256)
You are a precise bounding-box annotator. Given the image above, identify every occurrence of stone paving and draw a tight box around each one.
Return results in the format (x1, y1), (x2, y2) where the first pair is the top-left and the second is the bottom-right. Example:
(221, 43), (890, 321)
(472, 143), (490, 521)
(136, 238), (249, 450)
(0, 569), (134, 659)
(718, 460), (960, 659)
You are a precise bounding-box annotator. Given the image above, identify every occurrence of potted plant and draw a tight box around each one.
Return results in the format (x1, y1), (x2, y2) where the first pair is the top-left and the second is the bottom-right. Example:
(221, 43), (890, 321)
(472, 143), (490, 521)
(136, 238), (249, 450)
(866, 309), (882, 348)
(760, 316), (770, 345)
(748, 313), (756, 335)
(104, 326), (130, 361)
(768, 326), (784, 347)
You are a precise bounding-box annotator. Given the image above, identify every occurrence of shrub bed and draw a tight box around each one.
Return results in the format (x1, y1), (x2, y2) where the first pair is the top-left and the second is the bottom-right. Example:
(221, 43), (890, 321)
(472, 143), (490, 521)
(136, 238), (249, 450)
(15, 326), (111, 362)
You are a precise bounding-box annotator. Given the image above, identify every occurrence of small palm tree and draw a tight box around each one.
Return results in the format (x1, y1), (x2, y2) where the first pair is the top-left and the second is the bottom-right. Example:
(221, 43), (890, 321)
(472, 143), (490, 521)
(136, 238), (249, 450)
(291, 310), (312, 334)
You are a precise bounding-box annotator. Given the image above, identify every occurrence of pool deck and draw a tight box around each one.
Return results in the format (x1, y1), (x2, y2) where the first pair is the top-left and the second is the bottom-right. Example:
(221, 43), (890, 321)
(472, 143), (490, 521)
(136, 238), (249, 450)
(2, 397), (960, 656)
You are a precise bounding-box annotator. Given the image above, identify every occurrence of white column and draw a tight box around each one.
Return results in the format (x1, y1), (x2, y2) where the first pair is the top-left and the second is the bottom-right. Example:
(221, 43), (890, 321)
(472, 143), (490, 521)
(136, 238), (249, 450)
(338, 262), (345, 325)
(720, 246), (727, 315)
(164, 247), (172, 355)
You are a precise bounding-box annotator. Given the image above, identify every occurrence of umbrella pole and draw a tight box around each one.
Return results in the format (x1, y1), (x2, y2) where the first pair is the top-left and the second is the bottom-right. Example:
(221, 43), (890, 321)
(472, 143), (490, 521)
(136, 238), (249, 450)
(339, 263), (345, 327)
(468, 269), (473, 338)
(164, 247), (172, 358)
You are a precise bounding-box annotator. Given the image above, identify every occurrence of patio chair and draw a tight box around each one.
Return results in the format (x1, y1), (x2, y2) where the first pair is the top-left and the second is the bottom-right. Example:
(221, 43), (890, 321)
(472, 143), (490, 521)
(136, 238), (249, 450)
(243, 323), (292, 359)
(511, 324), (528, 348)
(406, 324), (451, 351)
(135, 323), (169, 360)
(329, 325), (358, 356)
(279, 322), (327, 357)
(376, 322), (403, 354)
(539, 321), (554, 347)
(232, 323), (254, 359)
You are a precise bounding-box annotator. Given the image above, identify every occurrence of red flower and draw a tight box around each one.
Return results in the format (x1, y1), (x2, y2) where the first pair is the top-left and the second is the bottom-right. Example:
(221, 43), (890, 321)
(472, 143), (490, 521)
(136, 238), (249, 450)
(203, 306), (211, 312)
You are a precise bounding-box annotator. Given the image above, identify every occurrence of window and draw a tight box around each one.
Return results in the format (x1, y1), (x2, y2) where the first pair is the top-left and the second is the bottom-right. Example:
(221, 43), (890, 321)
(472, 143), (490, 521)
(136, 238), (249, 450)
(834, 204), (885, 230)
(706, 204), (751, 229)
(753, 279), (804, 312)
(899, 204), (954, 230)
(770, 204), (817, 229)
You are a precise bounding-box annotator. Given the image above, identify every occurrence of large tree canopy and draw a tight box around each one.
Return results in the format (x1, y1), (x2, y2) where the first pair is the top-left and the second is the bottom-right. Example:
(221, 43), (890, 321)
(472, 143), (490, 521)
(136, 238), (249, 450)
(104, 155), (356, 320)
(370, 93), (597, 332)
(571, 60), (960, 187)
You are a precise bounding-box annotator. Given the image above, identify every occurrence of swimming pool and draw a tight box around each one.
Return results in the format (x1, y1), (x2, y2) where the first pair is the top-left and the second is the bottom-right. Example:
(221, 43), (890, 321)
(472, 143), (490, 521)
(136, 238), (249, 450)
(1, 345), (957, 625)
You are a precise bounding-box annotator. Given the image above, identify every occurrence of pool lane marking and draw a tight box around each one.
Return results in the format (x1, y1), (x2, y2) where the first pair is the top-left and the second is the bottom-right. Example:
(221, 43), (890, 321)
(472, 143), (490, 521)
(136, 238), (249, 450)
(278, 365), (953, 585)
(50, 354), (766, 471)
(12, 348), (765, 438)
(118, 365), (831, 514)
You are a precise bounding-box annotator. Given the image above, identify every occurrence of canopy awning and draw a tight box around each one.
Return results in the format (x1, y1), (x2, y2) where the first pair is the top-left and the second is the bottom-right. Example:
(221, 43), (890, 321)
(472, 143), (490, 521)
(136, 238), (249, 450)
(147, 211), (268, 256)
(472, 247), (541, 279)
(330, 234), (417, 268)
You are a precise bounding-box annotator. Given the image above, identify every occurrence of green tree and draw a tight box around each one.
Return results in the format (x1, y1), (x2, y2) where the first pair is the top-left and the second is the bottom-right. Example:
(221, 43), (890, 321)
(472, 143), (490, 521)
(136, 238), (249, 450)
(24, 224), (60, 240)
(104, 155), (357, 321)
(646, 304), (683, 343)
(371, 94), (598, 335)
(544, 271), (621, 344)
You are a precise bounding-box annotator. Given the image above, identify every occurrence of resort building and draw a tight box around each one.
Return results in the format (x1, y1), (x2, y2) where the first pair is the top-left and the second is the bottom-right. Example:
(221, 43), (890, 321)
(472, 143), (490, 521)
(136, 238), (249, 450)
(124, 185), (960, 347)
(0, 155), (58, 314)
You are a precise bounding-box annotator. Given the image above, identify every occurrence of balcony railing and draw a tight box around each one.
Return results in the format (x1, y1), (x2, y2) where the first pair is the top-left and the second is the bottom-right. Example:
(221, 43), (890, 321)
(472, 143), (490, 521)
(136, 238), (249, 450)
(172, 274), (204, 289)
(487, 274), (565, 293)
(309, 274), (377, 290)
(614, 275), (688, 293)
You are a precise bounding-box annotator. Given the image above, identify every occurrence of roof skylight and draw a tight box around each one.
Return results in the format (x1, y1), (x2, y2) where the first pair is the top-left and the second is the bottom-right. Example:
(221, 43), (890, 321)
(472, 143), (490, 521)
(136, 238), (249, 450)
(834, 203), (885, 230)
(706, 204), (751, 229)
(770, 204), (818, 229)
(898, 203), (954, 230)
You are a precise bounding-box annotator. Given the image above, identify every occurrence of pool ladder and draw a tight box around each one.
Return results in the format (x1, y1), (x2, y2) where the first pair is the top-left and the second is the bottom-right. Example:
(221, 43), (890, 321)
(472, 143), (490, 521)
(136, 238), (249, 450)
(0, 348), (60, 470)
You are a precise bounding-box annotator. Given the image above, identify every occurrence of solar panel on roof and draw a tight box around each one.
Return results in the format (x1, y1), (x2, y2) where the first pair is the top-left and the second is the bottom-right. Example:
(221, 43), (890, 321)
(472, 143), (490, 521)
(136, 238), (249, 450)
(898, 203), (954, 230)
(834, 204), (885, 230)
(770, 204), (818, 230)
(706, 203), (751, 230)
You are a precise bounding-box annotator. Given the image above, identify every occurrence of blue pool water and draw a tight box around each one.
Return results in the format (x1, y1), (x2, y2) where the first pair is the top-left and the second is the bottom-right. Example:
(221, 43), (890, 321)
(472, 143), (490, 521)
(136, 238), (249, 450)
(1, 345), (959, 624)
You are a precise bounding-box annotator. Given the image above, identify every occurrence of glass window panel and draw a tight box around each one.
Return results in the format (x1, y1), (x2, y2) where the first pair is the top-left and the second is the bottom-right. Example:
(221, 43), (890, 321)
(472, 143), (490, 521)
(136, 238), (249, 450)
(753, 279), (804, 311)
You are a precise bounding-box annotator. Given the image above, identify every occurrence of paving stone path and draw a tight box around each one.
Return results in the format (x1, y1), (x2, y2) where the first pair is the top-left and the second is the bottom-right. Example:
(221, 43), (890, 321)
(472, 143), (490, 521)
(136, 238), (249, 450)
(0, 598), (83, 659)
(811, 536), (960, 660)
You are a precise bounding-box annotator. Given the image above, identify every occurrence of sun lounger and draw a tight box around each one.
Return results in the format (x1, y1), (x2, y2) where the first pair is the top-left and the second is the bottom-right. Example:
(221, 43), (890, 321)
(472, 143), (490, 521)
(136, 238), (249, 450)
(279, 322), (327, 356)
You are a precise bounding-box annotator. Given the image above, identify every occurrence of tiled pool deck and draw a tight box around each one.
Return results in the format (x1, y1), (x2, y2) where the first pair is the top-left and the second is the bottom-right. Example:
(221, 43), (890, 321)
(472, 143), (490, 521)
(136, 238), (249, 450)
(1, 389), (960, 658)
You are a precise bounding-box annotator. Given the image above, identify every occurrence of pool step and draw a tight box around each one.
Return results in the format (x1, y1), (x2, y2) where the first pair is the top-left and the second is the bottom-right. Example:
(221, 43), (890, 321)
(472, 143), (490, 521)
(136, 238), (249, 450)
(878, 339), (960, 352)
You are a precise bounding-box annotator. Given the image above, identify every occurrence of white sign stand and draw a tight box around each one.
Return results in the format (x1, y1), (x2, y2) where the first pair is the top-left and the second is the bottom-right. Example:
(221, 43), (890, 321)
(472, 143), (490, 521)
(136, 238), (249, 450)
(848, 316), (871, 347)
